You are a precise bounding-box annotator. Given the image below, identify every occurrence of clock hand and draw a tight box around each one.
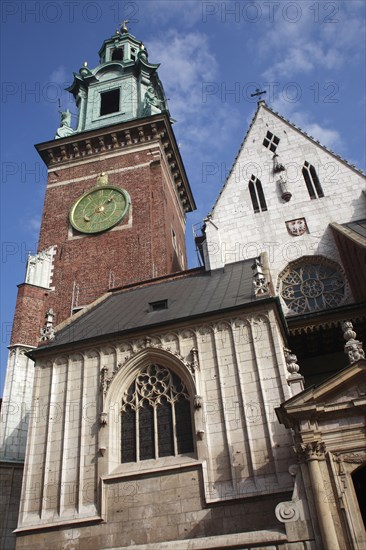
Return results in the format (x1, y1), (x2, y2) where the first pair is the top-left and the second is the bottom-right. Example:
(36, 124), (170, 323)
(82, 195), (114, 222)
(95, 195), (115, 213)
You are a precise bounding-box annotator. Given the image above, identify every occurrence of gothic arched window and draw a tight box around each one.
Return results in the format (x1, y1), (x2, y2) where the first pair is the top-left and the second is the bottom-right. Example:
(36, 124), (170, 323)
(278, 257), (346, 314)
(302, 161), (324, 199)
(121, 364), (194, 463)
(249, 175), (267, 213)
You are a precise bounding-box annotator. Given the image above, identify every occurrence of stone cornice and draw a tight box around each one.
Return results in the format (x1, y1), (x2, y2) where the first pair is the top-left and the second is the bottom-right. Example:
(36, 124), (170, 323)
(280, 398), (366, 422)
(276, 360), (366, 428)
(35, 113), (196, 213)
(287, 302), (366, 335)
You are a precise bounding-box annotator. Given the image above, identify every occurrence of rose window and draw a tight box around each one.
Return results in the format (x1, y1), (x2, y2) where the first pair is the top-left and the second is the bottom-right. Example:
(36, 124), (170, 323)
(279, 260), (345, 314)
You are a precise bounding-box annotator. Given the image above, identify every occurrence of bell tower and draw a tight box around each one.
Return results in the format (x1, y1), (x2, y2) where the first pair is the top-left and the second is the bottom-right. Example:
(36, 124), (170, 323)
(0, 23), (195, 466)
(68, 22), (168, 133)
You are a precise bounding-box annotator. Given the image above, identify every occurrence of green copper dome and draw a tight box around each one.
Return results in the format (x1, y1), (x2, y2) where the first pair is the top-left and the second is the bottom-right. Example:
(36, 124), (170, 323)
(63, 23), (170, 135)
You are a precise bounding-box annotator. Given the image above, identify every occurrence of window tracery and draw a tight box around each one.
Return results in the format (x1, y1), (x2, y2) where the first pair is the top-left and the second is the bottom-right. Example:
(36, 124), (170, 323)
(279, 258), (346, 314)
(121, 364), (194, 463)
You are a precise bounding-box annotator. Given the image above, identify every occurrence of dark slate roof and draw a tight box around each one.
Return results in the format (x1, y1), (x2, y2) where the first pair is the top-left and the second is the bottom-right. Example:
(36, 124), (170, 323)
(38, 260), (264, 352)
(330, 218), (366, 247)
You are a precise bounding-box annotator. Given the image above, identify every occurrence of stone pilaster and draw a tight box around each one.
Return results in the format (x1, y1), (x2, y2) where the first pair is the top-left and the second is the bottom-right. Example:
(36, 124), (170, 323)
(0, 345), (35, 461)
(297, 441), (340, 550)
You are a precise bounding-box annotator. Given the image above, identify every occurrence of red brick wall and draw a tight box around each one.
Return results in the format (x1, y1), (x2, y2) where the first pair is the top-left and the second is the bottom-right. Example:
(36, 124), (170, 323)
(10, 284), (50, 345)
(12, 142), (187, 346)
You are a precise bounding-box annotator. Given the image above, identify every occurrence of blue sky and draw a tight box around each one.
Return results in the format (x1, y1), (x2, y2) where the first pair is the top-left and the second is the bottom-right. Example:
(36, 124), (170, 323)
(1, 0), (365, 393)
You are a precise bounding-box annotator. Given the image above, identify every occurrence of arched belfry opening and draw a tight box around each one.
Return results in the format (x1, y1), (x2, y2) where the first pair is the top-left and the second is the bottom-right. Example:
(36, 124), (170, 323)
(111, 46), (124, 61)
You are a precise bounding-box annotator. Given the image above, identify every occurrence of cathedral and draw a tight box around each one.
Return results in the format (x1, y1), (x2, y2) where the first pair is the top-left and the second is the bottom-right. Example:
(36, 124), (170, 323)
(1, 23), (365, 550)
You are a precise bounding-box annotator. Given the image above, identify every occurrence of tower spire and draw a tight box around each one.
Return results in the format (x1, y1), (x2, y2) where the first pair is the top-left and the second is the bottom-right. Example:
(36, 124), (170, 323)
(65, 27), (170, 134)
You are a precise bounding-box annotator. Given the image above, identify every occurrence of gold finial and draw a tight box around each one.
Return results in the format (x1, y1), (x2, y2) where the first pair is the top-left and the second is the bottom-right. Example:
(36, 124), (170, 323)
(120, 20), (129, 34)
(96, 172), (108, 186)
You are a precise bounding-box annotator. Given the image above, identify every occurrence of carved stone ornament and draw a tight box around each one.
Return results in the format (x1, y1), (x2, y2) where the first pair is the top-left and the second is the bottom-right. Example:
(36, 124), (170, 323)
(296, 441), (326, 461)
(273, 153), (286, 173)
(275, 501), (300, 523)
(100, 366), (111, 395)
(252, 258), (269, 297)
(191, 347), (199, 370)
(342, 321), (365, 363)
(55, 108), (75, 140)
(99, 446), (106, 457)
(286, 218), (307, 237)
(284, 348), (301, 375)
(99, 412), (108, 426)
(194, 395), (203, 409)
(278, 174), (292, 202)
(39, 308), (56, 341)
(336, 451), (366, 465)
(288, 464), (299, 477)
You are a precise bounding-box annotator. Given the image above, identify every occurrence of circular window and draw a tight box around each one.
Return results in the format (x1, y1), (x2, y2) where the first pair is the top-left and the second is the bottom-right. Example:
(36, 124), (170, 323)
(279, 258), (346, 314)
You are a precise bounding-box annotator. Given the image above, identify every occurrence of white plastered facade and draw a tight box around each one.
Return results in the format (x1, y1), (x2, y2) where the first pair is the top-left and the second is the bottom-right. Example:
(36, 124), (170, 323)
(202, 103), (366, 315)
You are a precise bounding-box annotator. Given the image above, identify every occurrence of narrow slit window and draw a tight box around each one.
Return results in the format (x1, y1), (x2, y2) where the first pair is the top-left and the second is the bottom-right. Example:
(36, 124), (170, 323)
(263, 131), (280, 153)
(302, 161), (324, 199)
(172, 228), (177, 250)
(249, 175), (267, 213)
(100, 89), (120, 116)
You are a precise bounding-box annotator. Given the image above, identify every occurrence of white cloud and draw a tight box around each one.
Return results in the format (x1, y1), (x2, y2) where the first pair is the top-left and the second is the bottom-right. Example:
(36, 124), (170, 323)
(298, 122), (341, 150)
(263, 42), (342, 81)
(259, 0), (364, 80)
(148, 29), (239, 148)
(271, 96), (342, 150)
(149, 31), (218, 96)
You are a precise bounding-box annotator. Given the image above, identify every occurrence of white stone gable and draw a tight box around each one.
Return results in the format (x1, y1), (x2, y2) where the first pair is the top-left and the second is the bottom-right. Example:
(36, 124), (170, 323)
(203, 104), (366, 314)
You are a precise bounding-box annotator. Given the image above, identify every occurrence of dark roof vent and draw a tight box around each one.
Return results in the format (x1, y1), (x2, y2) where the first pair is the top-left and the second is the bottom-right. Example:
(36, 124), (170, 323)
(149, 299), (168, 312)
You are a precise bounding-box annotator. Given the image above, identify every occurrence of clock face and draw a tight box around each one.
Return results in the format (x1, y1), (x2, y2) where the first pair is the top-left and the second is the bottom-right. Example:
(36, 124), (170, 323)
(69, 185), (130, 234)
